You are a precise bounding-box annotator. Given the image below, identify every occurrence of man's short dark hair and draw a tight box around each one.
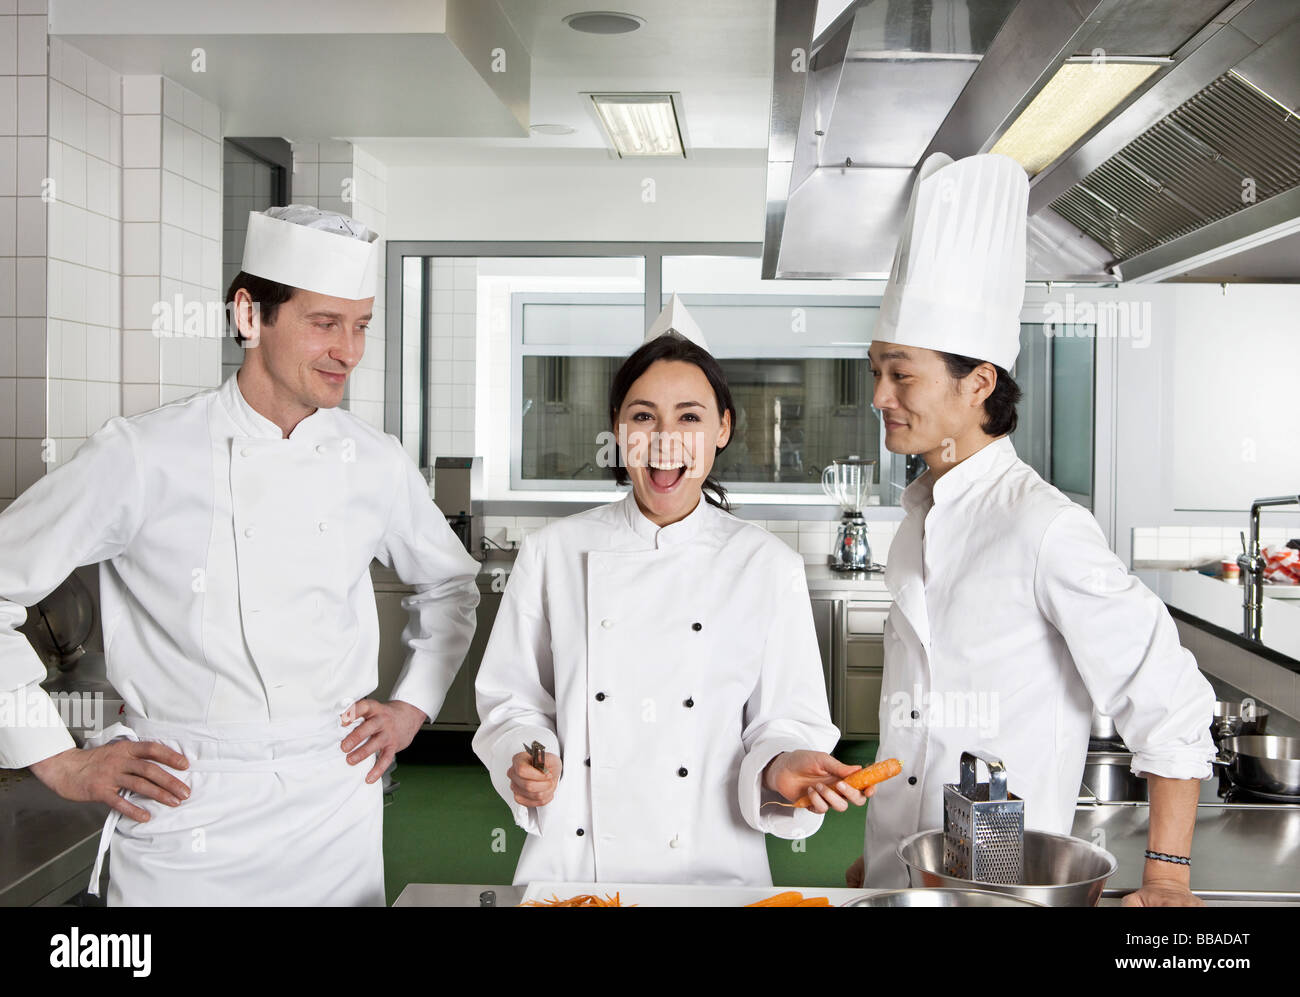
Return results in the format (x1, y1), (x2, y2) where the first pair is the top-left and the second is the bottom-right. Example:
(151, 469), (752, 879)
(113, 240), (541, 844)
(224, 271), (296, 344)
(939, 351), (1021, 437)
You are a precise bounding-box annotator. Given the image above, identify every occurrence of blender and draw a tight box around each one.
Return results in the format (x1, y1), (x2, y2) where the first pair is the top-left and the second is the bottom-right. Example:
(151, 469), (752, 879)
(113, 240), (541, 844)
(822, 455), (880, 572)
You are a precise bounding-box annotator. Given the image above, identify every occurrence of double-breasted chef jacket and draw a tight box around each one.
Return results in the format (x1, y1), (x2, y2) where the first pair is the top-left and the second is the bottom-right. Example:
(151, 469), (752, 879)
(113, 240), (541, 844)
(863, 435), (1217, 888)
(0, 372), (480, 905)
(473, 492), (841, 886)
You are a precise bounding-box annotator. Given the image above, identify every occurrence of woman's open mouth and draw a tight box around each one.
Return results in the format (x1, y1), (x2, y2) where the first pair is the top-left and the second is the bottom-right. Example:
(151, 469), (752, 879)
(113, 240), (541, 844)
(647, 460), (687, 493)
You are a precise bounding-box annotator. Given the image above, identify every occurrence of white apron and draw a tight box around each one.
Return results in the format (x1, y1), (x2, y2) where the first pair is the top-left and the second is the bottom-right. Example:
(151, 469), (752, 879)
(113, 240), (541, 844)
(87, 711), (384, 907)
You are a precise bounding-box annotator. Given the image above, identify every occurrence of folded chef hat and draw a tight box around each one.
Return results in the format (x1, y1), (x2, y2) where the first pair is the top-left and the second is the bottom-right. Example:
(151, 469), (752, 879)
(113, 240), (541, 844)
(240, 204), (380, 300)
(873, 152), (1028, 371)
(645, 293), (709, 351)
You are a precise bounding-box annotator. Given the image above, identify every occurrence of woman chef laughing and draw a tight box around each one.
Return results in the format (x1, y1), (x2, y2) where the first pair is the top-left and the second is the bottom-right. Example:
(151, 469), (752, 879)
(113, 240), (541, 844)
(473, 296), (868, 886)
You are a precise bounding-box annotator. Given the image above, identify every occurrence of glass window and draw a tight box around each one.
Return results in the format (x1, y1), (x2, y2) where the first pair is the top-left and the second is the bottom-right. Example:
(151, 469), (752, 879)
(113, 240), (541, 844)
(662, 255), (887, 496)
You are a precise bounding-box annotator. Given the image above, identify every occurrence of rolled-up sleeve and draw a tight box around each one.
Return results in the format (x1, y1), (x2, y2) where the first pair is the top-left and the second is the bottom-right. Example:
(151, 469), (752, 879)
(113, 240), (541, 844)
(1033, 505), (1216, 780)
(739, 549), (842, 838)
(471, 534), (559, 836)
(0, 419), (144, 768)
(374, 437), (481, 723)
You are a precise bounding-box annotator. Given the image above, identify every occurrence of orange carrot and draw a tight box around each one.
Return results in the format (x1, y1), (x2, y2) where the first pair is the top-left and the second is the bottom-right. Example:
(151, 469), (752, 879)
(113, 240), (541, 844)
(791, 757), (903, 809)
(745, 891), (804, 907)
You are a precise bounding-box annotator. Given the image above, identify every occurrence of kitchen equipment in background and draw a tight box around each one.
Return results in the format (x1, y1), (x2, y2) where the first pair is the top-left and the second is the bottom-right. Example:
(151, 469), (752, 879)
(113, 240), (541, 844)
(432, 456), (483, 556)
(900, 828), (1118, 907)
(41, 651), (124, 747)
(821, 455), (880, 572)
(18, 572), (94, 670)
(1211, 701), (1269, 742)
(1089, 711), (1124, 748)
(942, 750), (1024, 885)
(842, 888), (1045, 908)
(1236, 494), (1300, 641)
(16, 573), (124, 746)
(1216, 735), (1300, 800)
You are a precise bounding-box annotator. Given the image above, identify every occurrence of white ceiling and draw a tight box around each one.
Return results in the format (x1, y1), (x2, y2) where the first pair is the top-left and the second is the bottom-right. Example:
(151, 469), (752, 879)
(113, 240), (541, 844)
(358, 0), (776, 165)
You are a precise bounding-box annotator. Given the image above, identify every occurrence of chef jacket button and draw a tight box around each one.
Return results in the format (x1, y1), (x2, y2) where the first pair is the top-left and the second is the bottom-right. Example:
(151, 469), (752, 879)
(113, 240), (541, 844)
(244, 527), (256, 539)
(910, 709), (920, 720)
(669, 835), (681, 848)
(691, 622), (702, 631)
(677, 767), (688, 777)
(595, 692), (606, 702)
(576, 828), (584, 836)
(907, 776), (917, 786)
(683, 697), (694, 708)
(318, 521), (328, 532)
(240, 447), (251, 457)
(315, 444), (327, 455)
(600, 619), (613, 629)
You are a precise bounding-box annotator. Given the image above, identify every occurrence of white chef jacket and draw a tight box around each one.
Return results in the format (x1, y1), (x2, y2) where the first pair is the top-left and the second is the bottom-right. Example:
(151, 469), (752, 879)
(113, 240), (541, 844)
(863, 436), (1216, 888)
(473, 492), (840, 887)
(0, 372), (480, 903)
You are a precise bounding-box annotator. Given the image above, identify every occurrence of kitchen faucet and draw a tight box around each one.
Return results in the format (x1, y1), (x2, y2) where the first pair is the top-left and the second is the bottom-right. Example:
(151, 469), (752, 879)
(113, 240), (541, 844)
(1236, 494), (1300, 641)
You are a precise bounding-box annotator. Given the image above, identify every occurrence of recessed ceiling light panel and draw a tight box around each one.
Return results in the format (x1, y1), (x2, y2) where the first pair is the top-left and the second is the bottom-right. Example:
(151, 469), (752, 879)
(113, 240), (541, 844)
(531, 123), (577, 135)
(589, 93), (685, 157)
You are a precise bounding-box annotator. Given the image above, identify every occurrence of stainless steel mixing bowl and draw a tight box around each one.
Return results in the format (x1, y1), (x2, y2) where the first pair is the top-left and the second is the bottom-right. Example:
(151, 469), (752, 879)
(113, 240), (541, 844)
(842, 887), (1046, 907)
(898, 829), (1117, 907)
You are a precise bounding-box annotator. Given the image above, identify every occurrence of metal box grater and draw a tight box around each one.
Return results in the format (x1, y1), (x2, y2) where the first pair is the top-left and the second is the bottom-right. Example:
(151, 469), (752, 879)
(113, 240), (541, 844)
(943, 750), (1024, 884)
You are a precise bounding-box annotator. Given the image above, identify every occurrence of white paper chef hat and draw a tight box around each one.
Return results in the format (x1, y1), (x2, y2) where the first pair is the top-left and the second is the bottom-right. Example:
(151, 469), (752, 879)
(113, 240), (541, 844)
(873, 152), (1028, 371)
(645, 293), (709, 351)
(240, 204), (380, 300)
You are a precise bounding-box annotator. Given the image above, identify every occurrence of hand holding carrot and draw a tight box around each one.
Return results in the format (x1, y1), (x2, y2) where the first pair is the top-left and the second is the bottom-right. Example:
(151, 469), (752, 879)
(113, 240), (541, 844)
(508, 750), (562, 807)
(762, 750), (873, 814)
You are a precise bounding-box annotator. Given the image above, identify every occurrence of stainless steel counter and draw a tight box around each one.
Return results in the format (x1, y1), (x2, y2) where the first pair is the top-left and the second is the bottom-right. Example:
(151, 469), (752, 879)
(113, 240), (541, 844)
(0, 769), (106, 906)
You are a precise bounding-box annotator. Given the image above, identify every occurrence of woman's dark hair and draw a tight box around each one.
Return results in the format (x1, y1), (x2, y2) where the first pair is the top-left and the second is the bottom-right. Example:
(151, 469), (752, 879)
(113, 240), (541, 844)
(608, 334), (737, 512)
(224, 271), (296, 344)
(939, 351), (1021, 436)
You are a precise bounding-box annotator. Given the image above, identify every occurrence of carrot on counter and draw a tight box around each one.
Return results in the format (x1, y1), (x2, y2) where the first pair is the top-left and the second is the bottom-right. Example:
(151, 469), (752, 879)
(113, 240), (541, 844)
(521, 892), (629, 907)
(766, 757), (904, 810)
(745, 891), (831, 907)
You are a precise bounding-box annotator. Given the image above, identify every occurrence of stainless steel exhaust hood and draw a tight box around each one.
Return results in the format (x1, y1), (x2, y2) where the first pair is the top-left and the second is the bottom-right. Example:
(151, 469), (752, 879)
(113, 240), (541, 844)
(765, 0), (1300, 283)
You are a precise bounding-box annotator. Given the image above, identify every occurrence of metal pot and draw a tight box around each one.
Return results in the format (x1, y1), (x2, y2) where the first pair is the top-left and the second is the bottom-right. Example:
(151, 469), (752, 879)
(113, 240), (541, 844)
(842, 888), (1045, 907)
(1216, 735), (1300, 797)
(1211, 701), (1270, 741)
(898, 829), (1117, 907)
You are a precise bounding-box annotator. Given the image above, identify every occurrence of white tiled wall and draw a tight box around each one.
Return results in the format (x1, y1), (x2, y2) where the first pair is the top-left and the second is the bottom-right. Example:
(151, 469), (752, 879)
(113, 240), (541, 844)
(480, 512), (898, 565)
(0, 0), (50, 508)
(427, 259), (476, 459)
(45, 36), (121, 467)
(219, 140), (271, 383)
(118, 73), (222, 414)
(1131, 525), (1298, 566)
(348, 144), (387, 431)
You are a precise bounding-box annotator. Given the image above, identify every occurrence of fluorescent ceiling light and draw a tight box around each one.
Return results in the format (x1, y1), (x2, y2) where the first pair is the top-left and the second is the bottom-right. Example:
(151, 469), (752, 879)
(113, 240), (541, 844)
(991, 61), (1161, 176)
(590, 94), (685, 158)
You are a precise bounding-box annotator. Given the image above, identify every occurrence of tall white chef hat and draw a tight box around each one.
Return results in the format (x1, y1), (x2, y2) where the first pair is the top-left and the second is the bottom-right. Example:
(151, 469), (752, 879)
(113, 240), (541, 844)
(873, 152), (1028, 371)
(645, 293), (709, 351)
(240, 204), (380, 300)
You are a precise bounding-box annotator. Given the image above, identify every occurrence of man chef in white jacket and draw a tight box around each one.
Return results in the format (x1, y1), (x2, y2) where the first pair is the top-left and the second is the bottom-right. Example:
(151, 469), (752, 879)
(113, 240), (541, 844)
(0, 205), (480, 905)
(852, 152), (1216, 905)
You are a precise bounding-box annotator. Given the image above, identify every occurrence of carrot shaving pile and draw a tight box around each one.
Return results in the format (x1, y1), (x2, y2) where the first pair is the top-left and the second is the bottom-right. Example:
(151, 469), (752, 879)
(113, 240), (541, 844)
(521, 892), (630, 907)
(745, 891), (831, 907)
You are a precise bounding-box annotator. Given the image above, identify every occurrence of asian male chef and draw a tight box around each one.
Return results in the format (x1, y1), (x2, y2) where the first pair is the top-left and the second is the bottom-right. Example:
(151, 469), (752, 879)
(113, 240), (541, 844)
(0, 205), (480, 906)
(851, 153), (1217, 906)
